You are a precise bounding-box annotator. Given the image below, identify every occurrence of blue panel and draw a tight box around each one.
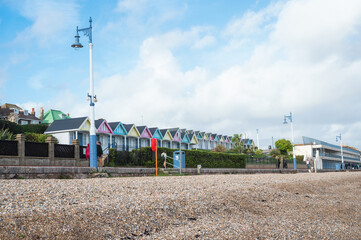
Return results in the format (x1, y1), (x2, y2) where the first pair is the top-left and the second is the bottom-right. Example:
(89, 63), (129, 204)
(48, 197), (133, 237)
(153, 130), (163, 139)
(115, 122), (127, 135)
(89, 135), (97, 169)
(78, 133), (83, 146)
(173, 151), (185, 168)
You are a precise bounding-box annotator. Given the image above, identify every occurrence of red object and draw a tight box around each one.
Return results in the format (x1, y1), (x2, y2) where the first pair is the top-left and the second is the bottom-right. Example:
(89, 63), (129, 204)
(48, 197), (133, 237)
(151, 138), (158, 152)
(85, 144), (90, 160)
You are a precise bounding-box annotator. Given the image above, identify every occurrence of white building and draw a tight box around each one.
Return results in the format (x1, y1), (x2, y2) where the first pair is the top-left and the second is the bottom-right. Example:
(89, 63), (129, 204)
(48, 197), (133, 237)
(295, 136), (361, 170)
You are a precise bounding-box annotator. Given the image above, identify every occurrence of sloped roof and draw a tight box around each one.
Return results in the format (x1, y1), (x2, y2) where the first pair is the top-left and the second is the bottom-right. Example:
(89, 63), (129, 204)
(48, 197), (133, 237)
(169, 130), (178, 138)
(42, 109), (70, 124)
(108, 122), (120, 131)
(108, 121), (127, 135)
(149, 127), (163, 139)
(159, 129), (168, 136)
(137, 126), (146, 134)
(95, 119), (113, 134)
(123, 124), (134, 133)
(45, 117), (87, 133)
(1, 103), (22, 110)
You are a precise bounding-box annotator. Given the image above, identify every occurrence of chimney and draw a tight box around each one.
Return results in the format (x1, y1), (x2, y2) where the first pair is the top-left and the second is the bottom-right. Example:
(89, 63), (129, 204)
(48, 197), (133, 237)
(40, 107), (44, 121)
(31, 108), (35, 115)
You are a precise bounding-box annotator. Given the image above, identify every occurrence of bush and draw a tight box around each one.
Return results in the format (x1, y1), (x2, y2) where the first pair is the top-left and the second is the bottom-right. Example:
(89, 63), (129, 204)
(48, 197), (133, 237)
(24, 132), (58, 143)
(21, 124), (48, 134)
(108, 147), (246, 168)
(0, 120), (22, 134)
(213, 144), (227, 153)
(0, 129), (14, 140)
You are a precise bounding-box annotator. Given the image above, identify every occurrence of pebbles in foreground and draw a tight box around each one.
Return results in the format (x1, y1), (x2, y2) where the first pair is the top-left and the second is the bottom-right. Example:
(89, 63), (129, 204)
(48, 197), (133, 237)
(0, 172), (360, 239)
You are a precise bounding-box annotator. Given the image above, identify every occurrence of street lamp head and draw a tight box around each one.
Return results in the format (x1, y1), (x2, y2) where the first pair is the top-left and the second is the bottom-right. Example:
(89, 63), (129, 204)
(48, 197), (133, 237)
(71, 34), (83, 48)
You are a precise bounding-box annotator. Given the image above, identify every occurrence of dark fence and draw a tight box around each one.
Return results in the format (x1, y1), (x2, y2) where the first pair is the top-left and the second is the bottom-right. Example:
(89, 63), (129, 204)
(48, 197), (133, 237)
(55, 144), (74, 158)
(80, 146), (87, 159)
(245, 155), (306, 169)
(25, 142), (48, 157)
(0, 140), (18, 156)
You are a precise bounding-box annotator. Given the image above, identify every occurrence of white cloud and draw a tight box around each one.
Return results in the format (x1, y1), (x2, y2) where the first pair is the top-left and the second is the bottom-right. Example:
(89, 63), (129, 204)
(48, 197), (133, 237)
(192, 35), (216, 49)
(34, 0), (361, 149)
(13, 0), (79, 46)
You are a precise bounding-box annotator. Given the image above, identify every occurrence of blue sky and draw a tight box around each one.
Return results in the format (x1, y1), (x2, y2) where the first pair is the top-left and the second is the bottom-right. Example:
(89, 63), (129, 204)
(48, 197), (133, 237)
(1, 0), (361, 149)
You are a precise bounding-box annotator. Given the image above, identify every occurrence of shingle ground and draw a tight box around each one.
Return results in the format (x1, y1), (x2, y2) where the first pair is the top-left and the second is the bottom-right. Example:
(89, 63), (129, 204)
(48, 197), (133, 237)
(0, 172), (360, 239)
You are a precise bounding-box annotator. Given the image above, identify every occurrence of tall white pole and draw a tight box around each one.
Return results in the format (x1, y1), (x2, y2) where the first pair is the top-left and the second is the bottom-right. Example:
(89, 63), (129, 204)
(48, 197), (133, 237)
(341, 140), (344, 170)
(89, 42), (97, 169)
(256, 129), (259, 149)
(291, 121), (296, 169)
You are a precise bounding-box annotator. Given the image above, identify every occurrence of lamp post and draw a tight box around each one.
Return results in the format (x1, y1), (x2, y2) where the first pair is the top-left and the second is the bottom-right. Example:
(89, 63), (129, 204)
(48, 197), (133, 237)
(336, 134), (344, 170)
(256, 129), (260, 149)
(283, 112), (297, 170)
(71, 17), (98, 169)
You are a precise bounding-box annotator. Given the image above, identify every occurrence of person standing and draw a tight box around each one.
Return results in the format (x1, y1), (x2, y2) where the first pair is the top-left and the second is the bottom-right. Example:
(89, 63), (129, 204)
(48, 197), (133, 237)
(306, 160), (310, 172)
(276, 156), (280, 169)
(85, 143), (90, 160)
(97, 141), (103, 167)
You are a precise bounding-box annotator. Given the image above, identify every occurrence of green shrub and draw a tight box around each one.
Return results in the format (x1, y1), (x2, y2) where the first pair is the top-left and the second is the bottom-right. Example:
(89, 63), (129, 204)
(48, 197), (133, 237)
(213, 144), (227, 153)
(0, 129), (14, 140)
(24, 132), (58, 143)
(108, 147), (246, 168)
(0, 120), (22, 134)
(21, 124), (48, 134)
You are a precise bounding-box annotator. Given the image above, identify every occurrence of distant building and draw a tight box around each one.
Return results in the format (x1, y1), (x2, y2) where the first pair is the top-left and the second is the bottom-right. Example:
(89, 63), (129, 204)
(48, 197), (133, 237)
(0, 103), (40, 125)
(41, 109), (70, 125)
(241, 138), (255, 149)
(45, 117), (235, 151)
(295, 136), (361, 170)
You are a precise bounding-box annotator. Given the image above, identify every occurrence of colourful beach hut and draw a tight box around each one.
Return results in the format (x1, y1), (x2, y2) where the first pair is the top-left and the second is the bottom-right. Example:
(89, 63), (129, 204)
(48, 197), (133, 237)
(169, 128), (182, 149)
(108, 122), (127, 151)
(123, 124), (140, 151)
(137, 126), (152, 148)
(44, 117), (91, 146)
(159, 129), (173, 148)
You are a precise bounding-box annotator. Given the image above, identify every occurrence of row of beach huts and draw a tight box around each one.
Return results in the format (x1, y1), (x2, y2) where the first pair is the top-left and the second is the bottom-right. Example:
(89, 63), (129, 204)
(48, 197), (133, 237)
(45, 117), (237, 152)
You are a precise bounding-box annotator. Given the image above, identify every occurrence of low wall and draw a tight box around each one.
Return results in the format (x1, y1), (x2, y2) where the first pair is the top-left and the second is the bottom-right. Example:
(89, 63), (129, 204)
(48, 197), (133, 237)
(0, 156), (89, 167)
(246, 163), (307, 169)
(0, 166), (96, 179)
(0, 166), (357, 179)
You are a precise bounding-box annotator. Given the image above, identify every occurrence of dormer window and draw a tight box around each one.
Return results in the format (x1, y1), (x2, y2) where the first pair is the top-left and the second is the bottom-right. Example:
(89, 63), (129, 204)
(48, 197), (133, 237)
(13, 108), (19, 114)
(24, 110), (28, 115)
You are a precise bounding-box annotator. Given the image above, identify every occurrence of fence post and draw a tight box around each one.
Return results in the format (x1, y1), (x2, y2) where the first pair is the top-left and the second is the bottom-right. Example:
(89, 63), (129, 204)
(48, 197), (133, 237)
(46, 136), (55, 166)
(72, 139), (80, 166)
(16, 134), (25, 166)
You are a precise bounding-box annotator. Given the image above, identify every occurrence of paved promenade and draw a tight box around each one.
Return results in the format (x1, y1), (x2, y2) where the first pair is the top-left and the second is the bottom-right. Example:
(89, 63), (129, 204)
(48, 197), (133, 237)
(0, 172), (360, 239)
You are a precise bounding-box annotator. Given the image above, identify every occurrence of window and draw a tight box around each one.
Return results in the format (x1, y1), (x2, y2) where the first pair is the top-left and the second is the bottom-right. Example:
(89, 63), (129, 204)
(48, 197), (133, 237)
(20, 120), (28, 125)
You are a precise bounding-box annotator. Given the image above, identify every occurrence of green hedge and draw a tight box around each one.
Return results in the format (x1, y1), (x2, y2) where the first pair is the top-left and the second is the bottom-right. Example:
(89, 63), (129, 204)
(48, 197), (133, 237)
(21, 124), (48, 134)
(24, 132), (58, 143)
(0, 120), (22, 134)
(0, 120), (48, 134)
(108, 147), (246, 168)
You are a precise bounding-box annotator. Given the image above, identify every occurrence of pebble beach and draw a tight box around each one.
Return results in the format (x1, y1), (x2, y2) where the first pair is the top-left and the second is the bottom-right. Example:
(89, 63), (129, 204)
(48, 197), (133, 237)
(0, 172), (360, 239)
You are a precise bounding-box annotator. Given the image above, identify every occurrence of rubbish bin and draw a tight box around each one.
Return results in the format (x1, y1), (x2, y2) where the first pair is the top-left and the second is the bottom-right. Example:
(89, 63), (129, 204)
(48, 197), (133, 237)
(173, 151), (185, 169)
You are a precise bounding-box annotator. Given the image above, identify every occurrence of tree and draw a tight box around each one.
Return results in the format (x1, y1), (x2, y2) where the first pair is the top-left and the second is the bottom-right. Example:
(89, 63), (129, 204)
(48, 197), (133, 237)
(275, 139), (292, 155)
(213, 144), (227, 153)
(270, 149), (281, 157)
(231, 133), (242, 148)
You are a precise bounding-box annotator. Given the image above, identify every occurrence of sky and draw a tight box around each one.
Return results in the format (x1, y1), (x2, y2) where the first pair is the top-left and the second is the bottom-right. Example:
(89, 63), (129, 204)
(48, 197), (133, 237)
(1, 0), (361, 149)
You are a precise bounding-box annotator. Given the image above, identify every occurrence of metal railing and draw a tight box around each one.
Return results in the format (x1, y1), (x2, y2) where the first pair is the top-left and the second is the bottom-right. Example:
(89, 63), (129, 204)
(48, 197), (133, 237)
(54, 144), (75, 158)
(0, 140), (18, 156)
(25, 142), (48, 157)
